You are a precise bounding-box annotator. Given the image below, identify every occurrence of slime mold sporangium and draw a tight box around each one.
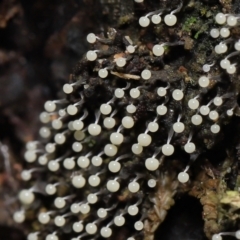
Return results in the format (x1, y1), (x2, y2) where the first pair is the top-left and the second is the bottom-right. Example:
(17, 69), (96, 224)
(13, 0), (240, 239)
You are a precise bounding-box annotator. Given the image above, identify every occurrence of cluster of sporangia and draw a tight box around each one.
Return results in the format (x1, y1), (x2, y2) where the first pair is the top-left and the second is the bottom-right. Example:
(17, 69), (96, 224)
(13, 0), (240, 239)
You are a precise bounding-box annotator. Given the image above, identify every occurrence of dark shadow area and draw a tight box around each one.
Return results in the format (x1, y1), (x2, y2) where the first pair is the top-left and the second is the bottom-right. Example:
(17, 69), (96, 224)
(0, 225), (25, 240)
(155, 195), (208, 240)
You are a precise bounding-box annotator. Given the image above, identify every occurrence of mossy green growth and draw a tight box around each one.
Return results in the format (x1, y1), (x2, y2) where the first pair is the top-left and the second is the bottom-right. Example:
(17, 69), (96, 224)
(194, 21), (210, 39)
(182, 16), (197, 33)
